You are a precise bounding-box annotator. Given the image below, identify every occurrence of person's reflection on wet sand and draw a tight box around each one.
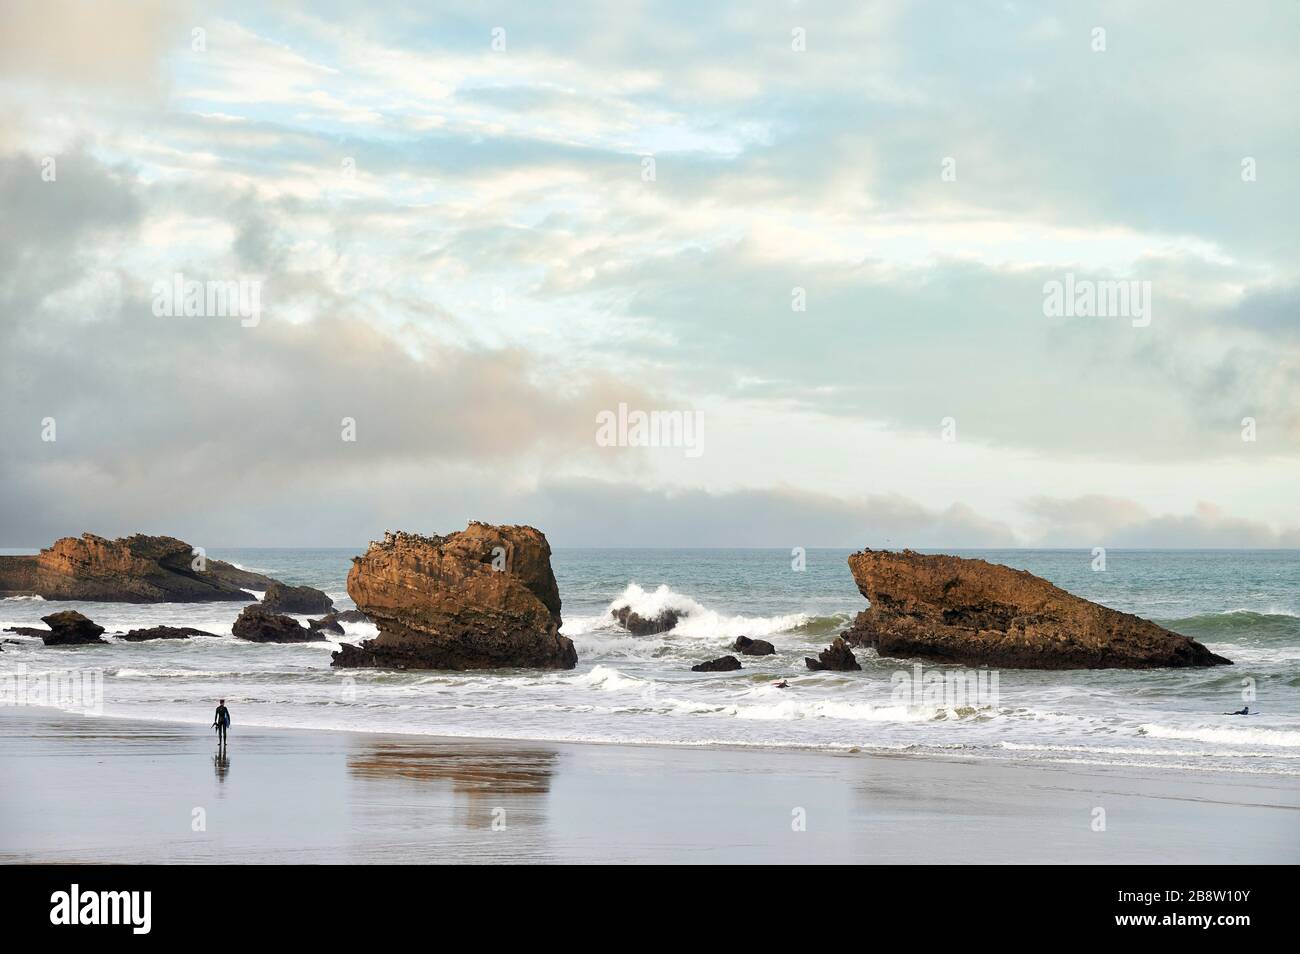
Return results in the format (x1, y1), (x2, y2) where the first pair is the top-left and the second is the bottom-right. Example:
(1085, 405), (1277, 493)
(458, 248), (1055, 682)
(213, 744), (230, 783)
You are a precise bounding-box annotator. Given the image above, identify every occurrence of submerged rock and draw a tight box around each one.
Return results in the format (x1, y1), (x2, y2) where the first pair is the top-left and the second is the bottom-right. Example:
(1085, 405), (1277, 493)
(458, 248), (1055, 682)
(843, 549), (1232, 670)
(37, 610), (108, 646)
(734, 635), (776, 656)
(119, 626), (218, 641)
(611, 605), (682, 635)
(261, 581), (334, 615)
(332, 523), (576, 671)
(691, 655), (741, 672)
(805, 637), (860, 671)
(333, 609), (369, 624)
(232, 605), (326, 643)
(0, 533), (278, 602)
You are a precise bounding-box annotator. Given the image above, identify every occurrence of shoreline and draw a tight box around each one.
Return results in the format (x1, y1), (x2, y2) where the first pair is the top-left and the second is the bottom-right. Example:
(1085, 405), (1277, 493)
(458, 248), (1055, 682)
(19, 702), (1299, 780)
(3, 705), (1297, 864)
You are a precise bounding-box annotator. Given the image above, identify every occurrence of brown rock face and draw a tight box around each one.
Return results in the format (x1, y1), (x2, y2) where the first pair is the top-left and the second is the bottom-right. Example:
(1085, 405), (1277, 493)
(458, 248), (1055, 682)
(844, 549), (1232, 670)
(232, 605), (326, 643)
(805, 637), (860, 671)
(38, 611), (107, 646)
(332, 523), (576, 671)
(0, 534), (278, 602)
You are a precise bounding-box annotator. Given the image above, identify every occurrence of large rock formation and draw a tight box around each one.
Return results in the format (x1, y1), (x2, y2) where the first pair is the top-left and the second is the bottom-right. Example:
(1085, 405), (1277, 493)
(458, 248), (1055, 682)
(843, 549), (1232, 670)
(232, 605), (326, 643)
(0, 534), (278, 602)
(36, 610), (108, 646)
(332, 523), (576, 671)
(261, 581), (334, 615)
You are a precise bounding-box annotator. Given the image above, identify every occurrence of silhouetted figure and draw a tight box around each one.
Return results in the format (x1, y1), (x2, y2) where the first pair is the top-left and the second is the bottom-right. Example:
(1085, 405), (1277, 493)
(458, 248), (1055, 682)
(772, 679), (790, 689)
(213, 699), (231, 745)
(1225, 705), (1250, 716)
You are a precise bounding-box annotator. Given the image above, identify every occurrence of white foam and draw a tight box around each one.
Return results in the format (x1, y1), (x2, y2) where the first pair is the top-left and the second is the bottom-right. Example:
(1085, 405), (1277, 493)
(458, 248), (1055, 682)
(606, 582), (809, 640)
(567, 665), (647, 692)
(732, 699), (943, 722)
(1139, 723), (1300, 748)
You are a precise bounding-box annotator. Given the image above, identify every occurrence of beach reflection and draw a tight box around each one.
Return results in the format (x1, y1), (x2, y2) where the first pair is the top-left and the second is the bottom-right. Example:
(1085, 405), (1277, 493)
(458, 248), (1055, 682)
(347, 740), (556, 795)
(213, 745), (230, 783)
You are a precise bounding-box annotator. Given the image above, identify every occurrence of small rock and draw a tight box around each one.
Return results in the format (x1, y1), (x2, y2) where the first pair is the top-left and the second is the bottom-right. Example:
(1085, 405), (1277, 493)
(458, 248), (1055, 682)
(119, 626), (218, 641)
(233, 605), (327, 643)
(38, 610), (107, 646)
(805, 637), (860, 672)
(309, 613), (345, 635)
(612, 605), (682, 635)
(692, 655), (742, 672)
(734, 635), (775, 656)
(261, 581), (334, 615)
(333, 609), (369, 624)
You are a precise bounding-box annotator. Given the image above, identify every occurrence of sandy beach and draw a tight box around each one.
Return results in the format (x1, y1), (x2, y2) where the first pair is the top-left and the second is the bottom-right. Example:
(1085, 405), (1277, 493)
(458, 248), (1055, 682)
(2, 706), (1296, 864)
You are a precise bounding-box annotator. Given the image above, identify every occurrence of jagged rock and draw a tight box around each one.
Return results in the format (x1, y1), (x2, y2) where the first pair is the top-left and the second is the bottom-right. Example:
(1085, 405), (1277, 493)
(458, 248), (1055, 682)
(37, 610), (107, 646)
(734, 635), (776, 656)
(261, 581), (334, 615)
(0, 533), (278, 602)
(333, 609), (369, 623)
(805, 637), (860, 671)
(692, 655), (741, 672)
(843, 549), (1233, 670)
(611, 605), (682, 635)
(232, 604), (326, 643)
(309, 613), (345, 635)
(332, 523), (576, 671)
(119, 626), (218, 641)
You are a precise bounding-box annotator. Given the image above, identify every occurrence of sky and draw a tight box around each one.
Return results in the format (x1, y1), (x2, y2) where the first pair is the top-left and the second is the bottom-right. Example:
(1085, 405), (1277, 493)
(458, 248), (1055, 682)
(1, 0), (1298, 548)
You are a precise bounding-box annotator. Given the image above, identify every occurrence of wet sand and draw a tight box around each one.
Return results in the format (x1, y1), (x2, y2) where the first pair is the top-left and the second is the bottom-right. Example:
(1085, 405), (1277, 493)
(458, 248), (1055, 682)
(1, 706), (1297, 863)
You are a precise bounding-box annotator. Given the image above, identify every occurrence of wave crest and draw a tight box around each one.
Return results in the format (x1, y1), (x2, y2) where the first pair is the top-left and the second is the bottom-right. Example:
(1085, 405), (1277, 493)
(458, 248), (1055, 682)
(604, 582), (810, 640)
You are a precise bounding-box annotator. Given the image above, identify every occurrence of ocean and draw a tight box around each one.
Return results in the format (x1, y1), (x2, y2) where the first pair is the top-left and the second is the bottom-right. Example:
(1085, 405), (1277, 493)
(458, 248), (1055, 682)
(2, 548), (1297, 776)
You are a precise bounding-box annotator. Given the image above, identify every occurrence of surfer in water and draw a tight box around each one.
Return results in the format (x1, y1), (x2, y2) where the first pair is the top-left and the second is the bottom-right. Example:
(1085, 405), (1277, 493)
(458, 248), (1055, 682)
(213, 699), (231, 745)
(1225, 705), (1251, 715)
(772, 679), (790, 689)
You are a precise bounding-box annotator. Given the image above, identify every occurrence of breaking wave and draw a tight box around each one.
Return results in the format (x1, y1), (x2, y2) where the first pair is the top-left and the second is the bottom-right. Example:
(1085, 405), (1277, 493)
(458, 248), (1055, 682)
(603, 583), (812, 640)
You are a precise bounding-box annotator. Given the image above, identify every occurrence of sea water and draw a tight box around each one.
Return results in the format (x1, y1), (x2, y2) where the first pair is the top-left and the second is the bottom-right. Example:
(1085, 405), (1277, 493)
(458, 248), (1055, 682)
(1, 548), (1297, 776)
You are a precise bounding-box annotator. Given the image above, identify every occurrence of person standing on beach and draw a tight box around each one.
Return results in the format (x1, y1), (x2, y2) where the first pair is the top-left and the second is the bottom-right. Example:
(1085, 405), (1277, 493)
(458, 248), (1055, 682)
(213, 699), (231, 745)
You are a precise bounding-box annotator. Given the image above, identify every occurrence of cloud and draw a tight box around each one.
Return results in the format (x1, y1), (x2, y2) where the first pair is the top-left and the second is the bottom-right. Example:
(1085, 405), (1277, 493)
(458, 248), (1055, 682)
(2, 3), (1299, 547)
(0, 0), (188, 93)
(1024, 496), (1300, 548)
